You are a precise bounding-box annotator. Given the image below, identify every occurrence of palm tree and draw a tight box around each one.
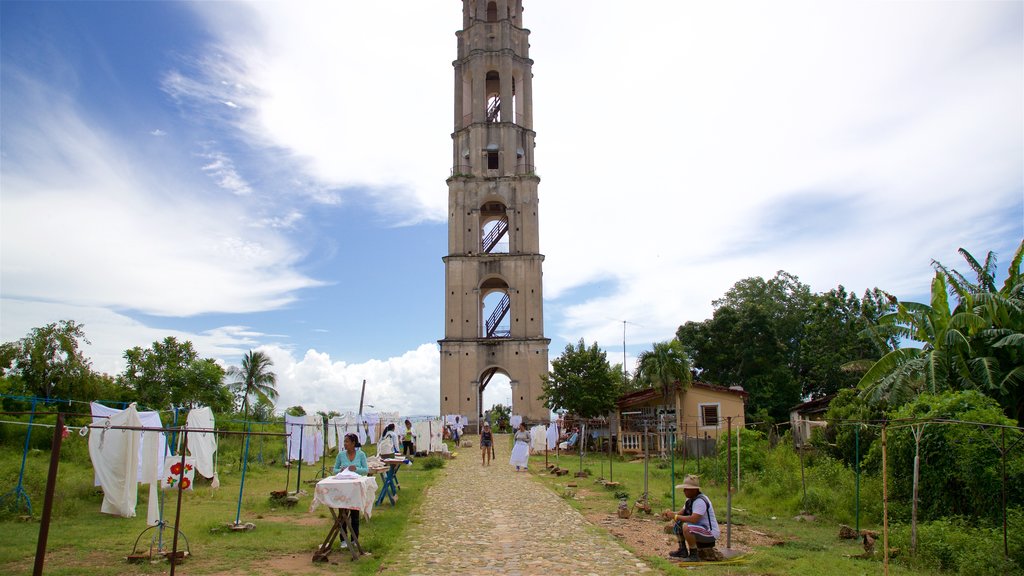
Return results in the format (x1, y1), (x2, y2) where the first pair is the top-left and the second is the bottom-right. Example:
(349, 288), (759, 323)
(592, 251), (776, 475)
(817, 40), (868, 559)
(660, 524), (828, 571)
(227, 350), (278, 423)
(937, 241), (1024, 421)
(856, 273), (986, 406)
(634, 340), (693, 398)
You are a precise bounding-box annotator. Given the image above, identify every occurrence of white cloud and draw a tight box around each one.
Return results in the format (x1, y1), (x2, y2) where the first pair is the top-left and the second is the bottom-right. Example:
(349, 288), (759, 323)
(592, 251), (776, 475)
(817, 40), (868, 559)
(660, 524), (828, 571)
(261, 343), (440, 416)
(199, 149), (254, 196)
(183, 2), (459, 222)
(0, 77), (322, 317)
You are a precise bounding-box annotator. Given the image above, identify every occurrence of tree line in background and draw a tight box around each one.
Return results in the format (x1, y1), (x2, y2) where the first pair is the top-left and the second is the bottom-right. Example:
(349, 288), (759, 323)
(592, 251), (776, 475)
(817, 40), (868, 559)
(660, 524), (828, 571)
(0, 325), (280, 420)
(540, 239), (1023, 528)
(543, 239), (1022, 428)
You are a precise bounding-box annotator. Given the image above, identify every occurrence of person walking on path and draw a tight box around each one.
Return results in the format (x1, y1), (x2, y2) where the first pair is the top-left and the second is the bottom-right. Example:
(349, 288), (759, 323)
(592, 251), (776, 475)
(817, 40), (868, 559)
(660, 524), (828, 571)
(509, 422), (531, 471)
(480, 423), (493, 466)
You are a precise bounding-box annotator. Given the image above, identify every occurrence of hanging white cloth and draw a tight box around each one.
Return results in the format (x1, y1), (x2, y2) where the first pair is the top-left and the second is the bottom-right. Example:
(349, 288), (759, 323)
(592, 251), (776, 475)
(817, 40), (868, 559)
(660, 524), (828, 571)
(412, 420), (431, 453)
(530, 425), (547, 453)
(88, 402), (165, 524)
(356, 417), (368, 446)
(309, 415), (324, 464)
(88, 403), (143, 518)
(326, 416), (344, 450)
(546, 422), (559, 450)
(184, 406), (219, 488)
(285, 415), (304, 461)
(365, 412), (379, 444)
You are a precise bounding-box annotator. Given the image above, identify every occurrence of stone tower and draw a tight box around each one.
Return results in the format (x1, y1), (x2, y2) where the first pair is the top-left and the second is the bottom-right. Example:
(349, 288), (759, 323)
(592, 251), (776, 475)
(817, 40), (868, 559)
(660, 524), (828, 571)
(439, 0), (550, 427)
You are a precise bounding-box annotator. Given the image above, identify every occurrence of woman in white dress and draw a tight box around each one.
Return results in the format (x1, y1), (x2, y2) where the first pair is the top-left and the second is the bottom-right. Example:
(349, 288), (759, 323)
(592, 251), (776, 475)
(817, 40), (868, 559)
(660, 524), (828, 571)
(509, 422), (531, 471)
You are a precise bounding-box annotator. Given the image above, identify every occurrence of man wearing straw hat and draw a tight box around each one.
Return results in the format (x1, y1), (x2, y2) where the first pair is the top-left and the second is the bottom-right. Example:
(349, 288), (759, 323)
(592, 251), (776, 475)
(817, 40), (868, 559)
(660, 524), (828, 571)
(669, 474), (720, 562)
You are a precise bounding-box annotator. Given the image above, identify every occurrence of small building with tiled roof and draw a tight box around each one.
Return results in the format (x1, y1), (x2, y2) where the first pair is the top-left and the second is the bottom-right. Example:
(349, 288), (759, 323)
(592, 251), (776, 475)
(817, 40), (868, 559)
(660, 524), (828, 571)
(614, 381), (747, 455)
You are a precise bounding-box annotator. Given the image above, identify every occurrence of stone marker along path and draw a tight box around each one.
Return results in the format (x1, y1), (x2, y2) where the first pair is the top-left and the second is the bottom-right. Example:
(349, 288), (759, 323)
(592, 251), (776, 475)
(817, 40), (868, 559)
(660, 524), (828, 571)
(380, 434), (653, 576)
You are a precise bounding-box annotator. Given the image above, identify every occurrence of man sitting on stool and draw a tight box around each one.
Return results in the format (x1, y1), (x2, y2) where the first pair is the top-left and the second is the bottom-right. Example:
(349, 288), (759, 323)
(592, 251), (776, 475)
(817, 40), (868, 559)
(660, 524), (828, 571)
(670, 474), (720, 562)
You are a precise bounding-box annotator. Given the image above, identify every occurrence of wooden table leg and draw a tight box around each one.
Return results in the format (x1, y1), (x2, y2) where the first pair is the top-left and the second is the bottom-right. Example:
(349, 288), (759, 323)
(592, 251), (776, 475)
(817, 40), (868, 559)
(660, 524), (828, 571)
(312, 508), (342, 562)
(337, 509), (363, 561)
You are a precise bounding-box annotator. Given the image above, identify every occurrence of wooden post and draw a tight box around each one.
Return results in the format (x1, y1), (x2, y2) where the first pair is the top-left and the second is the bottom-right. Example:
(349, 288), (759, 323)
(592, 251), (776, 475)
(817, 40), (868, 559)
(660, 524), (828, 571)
(32, 413), (64, 576)
(882, 421), (889, 576)
(726, 416), (732, 550)
(911, 424), (922, 555)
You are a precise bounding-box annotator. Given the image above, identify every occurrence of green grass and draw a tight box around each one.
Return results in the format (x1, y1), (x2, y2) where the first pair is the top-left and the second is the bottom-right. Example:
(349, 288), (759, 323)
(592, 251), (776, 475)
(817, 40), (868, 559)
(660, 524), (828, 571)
(0, 439), (443, 576)
(526, 448), (1022, 576)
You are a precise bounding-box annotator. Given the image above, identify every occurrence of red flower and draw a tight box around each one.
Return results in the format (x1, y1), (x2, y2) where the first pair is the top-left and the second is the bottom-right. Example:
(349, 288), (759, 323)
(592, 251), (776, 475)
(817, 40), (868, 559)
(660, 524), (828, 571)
(170, 462), (182, 475)
(180, 478), (191, 490)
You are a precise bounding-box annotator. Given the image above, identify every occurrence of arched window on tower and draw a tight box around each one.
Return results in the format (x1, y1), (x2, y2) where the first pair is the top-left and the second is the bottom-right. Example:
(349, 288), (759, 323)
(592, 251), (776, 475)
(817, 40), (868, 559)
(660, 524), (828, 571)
(486, 1), (498, 22)
(480, 279), (511, 338)
(480, 201), (509, 254)
(486, 71), (501, 123)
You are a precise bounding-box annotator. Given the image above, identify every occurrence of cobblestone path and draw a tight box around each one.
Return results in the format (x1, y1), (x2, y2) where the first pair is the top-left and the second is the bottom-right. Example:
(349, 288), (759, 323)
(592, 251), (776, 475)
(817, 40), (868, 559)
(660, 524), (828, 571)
(381, 434), (653, 576)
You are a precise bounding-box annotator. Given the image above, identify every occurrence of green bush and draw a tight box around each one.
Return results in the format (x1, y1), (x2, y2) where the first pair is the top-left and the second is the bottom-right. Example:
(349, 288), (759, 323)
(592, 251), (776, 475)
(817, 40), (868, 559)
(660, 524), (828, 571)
(864, 391), (1024, 523)
(419, 455), (446, 470)
(889, 517), (1024, 576)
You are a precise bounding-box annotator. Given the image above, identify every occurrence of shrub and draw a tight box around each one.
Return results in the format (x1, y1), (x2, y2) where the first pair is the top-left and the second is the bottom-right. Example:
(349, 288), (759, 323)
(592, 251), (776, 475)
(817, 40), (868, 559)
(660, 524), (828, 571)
(889, 517), (1024, 576)
(419, 456), (446, 470)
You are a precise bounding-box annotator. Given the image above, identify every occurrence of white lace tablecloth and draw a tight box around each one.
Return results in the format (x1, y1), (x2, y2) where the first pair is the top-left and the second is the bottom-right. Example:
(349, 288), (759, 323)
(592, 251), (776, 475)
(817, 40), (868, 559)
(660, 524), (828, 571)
(310, 475), (379, 518)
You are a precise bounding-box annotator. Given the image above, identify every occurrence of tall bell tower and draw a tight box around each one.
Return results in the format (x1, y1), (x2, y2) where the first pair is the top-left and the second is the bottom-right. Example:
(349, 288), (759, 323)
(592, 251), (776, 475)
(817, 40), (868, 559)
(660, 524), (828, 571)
(440, 0), (550, 427)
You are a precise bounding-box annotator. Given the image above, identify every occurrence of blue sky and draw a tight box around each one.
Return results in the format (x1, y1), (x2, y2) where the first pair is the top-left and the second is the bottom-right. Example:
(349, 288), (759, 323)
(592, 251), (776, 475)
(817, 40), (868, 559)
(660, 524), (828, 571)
(2, 1), (1021, 417)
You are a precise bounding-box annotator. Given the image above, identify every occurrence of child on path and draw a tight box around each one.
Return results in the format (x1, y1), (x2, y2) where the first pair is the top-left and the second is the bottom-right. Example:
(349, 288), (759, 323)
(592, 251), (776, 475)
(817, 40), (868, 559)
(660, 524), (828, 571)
(480, 423), (493, 465)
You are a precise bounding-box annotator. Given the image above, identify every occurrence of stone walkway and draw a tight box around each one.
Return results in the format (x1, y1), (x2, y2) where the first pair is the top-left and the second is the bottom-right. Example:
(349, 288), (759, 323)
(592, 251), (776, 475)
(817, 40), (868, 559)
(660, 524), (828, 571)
(381, 434), (653, 576)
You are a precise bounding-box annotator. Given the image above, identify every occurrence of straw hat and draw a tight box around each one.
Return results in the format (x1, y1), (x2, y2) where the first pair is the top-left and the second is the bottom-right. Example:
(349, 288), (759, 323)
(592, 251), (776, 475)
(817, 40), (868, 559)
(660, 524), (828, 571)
(676, 474), (701, 491)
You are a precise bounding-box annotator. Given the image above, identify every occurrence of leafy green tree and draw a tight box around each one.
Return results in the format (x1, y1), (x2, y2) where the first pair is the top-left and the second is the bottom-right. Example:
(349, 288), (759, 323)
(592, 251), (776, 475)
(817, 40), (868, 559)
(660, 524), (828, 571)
(285, 405), (306, 416)
(119, 337), (231, 411)
(634, 339), (692, 397)
(226, 350), (278, 423)
(864, 390), (1023, 523)
(0, 320), (96, 400)
(540, 339), (619, 418)
(250, 397), (276, 422)
(815, 388), (884, 467)
(488, 403), (512, 432)
(678, 298), (800, 421)
(800, 287), (895, 398)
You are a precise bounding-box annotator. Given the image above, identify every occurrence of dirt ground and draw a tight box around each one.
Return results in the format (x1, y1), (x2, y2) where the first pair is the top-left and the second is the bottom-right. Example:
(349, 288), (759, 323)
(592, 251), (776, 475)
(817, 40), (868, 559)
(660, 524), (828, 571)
(584, 510), (786, 559)
(570, 484), (787, 561)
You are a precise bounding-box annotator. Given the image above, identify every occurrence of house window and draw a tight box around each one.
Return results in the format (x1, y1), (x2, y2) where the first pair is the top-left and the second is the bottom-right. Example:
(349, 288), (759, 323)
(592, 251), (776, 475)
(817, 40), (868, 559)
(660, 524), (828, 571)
(699, 403), (720, 427)
(487, 151), (499, 169)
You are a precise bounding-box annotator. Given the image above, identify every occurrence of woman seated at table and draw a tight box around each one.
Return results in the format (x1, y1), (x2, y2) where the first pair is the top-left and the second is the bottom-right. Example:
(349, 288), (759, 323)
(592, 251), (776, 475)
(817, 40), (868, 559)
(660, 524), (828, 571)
(332, 433), (369, 548)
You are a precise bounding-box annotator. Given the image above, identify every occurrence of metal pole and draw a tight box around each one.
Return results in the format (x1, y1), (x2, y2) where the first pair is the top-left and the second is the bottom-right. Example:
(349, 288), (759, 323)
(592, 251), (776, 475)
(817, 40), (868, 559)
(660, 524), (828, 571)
(643, 420), (649, 501)
(799, 442), (807, 512)
(296, 424), (304, 493)
(671, 430), (676, 510)
(170, 430), (188, 576)
(13, 398), (37, 516)
(727, 416), (732, 549)
(235, 423), (252, 526)
(1002, 428), (1008, 557)
(736, 422), (741, 490)
(855, 425), (860, 532)
(681, 423), (687, 481)
(32, 413), (63, 576)
(882, 421), (889, 576)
